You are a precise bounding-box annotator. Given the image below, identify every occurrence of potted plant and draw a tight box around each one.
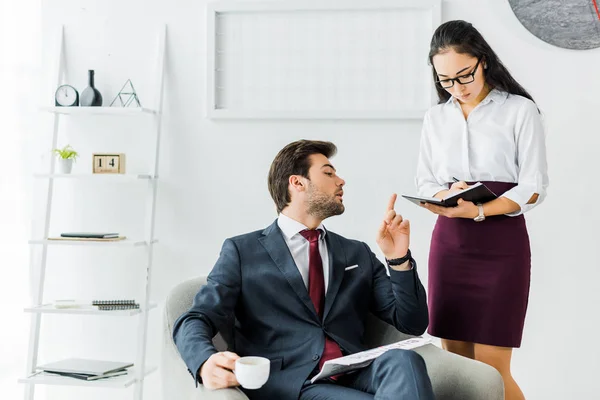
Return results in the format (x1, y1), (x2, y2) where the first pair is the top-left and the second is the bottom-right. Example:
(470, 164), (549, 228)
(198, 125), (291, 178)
(52, 145), (79, 174)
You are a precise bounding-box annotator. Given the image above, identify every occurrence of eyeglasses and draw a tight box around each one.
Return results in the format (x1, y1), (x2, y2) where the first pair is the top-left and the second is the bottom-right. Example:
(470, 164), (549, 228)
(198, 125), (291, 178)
(435, 58), (482, 89)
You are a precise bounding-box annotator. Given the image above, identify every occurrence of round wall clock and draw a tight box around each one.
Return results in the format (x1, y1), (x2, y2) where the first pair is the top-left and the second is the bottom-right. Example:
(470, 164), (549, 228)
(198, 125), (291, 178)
(508, 0), (600, 50)
(55, 84), (79, 107)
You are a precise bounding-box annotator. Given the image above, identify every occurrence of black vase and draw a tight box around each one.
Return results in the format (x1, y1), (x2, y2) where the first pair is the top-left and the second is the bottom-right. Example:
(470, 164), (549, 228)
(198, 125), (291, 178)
(80, 70), (103, 107)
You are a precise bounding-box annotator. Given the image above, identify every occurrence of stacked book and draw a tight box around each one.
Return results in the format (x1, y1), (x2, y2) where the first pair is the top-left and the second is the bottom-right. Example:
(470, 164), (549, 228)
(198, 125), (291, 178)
(37, 358), (133, 381)
(92, 299), (140, 311)
(48, 232), (126, 242)
(53, 299), (140, 311)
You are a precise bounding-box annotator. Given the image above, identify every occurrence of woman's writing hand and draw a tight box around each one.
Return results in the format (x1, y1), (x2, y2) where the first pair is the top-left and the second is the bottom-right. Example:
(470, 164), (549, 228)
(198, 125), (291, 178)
(449, 180), (469, 193)
(422, 198), (479, 219)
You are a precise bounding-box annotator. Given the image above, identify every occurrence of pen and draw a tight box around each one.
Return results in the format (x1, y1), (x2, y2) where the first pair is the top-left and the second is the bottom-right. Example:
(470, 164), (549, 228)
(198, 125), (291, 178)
(452, 177), (460, 183)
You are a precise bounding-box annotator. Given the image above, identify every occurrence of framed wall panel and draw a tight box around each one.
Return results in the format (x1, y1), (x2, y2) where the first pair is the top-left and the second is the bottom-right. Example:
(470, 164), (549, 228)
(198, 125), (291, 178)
(207, 0), (442, 119)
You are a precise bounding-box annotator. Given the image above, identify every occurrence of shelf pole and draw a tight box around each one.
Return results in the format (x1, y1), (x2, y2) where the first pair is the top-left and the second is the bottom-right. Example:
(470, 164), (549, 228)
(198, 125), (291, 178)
(24, 24), (65, 400)
(133, 24), (166, 400)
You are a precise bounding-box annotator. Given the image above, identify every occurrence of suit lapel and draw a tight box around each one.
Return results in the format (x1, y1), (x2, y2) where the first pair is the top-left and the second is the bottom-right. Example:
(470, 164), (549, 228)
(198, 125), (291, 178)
(323, 232), (346, 321)
(258, 221), (318, 320)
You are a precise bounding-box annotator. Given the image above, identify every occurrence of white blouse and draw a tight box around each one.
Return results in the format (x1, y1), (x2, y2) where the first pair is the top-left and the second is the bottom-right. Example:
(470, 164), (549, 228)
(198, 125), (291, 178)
(415, 89), (548, 216)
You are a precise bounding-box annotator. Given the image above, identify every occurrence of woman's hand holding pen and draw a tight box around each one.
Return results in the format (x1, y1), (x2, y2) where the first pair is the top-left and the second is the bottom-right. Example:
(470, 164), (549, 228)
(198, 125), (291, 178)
(449, 180), (469, 192)
(448, 176), (469, 194)
(433, 177), (469, 199)
(423, 177), (478, 218)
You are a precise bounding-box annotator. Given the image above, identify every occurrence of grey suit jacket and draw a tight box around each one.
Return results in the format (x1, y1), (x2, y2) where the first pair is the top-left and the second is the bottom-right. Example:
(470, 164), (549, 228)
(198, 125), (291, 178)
(173, 220), (428, 400)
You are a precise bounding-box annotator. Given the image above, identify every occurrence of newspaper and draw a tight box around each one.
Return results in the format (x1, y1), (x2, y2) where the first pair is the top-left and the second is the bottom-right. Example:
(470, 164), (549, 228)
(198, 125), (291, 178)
(310, 337), (433, 383)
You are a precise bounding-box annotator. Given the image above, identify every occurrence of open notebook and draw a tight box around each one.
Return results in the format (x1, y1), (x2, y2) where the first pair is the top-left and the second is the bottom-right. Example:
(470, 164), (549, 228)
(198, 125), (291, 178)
(402, 182), (498, 208)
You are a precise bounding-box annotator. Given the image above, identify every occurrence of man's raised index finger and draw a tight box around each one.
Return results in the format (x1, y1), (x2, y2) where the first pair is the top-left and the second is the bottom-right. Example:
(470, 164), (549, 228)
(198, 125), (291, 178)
(387, 194), (397, 211)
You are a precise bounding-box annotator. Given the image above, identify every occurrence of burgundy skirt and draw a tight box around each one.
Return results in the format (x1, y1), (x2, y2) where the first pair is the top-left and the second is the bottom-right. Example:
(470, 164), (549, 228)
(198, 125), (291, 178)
(427, 182), (531, 348)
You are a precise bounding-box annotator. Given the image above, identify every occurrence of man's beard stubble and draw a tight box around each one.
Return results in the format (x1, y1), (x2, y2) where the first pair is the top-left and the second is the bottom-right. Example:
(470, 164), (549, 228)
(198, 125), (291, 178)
(306, 184), (345, 220)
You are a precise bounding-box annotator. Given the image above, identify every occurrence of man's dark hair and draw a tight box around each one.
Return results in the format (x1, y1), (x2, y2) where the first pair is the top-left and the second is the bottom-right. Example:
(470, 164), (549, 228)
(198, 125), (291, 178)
(268, 140), (337, 214)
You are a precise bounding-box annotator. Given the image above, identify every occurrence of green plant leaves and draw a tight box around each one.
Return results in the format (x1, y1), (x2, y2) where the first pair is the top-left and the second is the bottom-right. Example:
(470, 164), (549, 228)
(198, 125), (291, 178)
(52, 144), (79, 160)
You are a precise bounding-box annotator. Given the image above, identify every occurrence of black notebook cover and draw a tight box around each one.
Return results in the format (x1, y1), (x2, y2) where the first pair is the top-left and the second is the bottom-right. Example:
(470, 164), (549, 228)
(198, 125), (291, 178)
(402, 182), (498, 208)
(60, 232), (119, 238)
(37, 358), (133, 376)
(45, 369), (128, 381)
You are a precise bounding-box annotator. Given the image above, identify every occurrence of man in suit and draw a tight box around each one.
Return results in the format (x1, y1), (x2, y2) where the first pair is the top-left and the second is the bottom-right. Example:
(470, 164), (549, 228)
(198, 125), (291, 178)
(173, 140), (434, 400)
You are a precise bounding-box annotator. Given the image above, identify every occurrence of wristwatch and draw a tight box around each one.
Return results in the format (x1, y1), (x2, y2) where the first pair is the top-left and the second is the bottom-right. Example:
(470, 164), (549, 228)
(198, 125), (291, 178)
(474, 203), (485, 222)
(386, 249), (412, 266)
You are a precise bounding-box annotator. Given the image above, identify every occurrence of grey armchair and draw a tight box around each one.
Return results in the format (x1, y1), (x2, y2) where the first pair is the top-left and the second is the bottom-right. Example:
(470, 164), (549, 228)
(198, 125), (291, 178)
(162, 277), (504, 400)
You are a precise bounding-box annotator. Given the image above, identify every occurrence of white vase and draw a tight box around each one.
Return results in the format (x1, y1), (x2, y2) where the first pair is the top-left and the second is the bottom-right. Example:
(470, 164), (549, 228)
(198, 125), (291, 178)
(57, 158), (73, 174)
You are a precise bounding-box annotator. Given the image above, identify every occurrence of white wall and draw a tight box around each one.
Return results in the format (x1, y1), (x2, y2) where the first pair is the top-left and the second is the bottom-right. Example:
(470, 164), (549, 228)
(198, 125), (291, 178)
(22, 0), (600, 399)
(0, 0), (40, 399)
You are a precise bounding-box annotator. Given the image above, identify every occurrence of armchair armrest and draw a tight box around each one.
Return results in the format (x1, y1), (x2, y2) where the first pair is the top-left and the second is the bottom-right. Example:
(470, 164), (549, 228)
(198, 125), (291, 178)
(162, 277), (251, 400)
(414, 344), (504, 400)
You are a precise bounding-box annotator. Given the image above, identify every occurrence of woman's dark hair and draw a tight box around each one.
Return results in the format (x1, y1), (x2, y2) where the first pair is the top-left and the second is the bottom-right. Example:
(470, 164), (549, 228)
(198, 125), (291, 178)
(268, 140), (337, 214)
(429, 20), (535, 104)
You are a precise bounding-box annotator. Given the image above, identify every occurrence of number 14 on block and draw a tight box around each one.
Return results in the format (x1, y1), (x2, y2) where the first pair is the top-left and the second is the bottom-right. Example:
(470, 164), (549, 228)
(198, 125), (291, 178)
(93, 153), (126, 174)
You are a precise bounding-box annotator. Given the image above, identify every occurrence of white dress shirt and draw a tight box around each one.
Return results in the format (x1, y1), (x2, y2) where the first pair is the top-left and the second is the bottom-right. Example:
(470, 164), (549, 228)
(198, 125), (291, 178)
(415, 89), (549, 216)
(277, 213), (330, 291)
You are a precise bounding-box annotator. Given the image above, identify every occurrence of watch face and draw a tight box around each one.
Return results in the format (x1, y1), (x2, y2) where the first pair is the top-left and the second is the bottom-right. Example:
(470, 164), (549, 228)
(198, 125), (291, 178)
(55, 85), (79, 106)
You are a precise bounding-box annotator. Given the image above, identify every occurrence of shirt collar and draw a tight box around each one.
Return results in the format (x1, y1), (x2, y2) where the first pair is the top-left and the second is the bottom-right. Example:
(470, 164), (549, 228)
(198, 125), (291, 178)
(277, 213), (327, 241)
(446, 88), (508, 107)
(480, 88), (508, 105)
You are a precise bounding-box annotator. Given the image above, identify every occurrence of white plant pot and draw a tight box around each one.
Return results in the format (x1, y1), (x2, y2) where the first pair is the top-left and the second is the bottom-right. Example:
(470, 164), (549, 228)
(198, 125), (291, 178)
(57, 158), (73, 174)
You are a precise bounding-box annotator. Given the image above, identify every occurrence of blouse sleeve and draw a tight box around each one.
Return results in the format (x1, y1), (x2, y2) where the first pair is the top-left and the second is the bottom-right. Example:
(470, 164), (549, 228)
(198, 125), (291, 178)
(502, 100), (549, 216)
(415, 110), (448, 197)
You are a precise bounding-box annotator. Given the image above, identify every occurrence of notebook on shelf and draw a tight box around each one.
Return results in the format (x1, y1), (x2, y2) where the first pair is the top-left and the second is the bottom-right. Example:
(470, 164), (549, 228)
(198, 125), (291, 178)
(96, 304), (140, 311)
(44, 369), (129, 381)
(48, 235), (126, 242)
(60, 232), (120, 239)
(92, 299), (136, 305)
(93, 299), (139, 311)
(402, 182), (498, 208)
(37, 358), (133, 376)
(52, 299), (139, 310)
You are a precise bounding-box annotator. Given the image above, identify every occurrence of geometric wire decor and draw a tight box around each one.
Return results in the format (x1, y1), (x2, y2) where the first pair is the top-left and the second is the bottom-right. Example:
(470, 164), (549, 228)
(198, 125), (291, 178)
(110, 79), (142, 107)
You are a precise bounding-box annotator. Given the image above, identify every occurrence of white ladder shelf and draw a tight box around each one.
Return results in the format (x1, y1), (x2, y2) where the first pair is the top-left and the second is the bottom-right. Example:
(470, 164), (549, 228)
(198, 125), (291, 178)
(20, 25), (166, 400)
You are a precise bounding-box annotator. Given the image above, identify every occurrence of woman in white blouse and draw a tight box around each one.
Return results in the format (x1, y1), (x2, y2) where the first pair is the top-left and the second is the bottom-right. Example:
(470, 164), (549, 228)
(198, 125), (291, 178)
(416, 20), (548, 400)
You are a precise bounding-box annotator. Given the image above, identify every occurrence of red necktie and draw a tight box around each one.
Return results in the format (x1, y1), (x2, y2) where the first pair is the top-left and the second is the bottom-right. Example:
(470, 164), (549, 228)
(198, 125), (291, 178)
(300, 229), (343, 371)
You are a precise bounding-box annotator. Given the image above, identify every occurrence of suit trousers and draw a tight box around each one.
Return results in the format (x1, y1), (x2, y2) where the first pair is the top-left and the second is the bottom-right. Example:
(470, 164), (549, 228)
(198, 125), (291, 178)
(299, 349), (434, 400)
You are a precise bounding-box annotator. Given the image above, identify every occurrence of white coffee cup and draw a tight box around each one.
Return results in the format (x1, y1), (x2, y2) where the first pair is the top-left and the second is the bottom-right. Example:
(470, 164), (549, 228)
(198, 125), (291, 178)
(234, 356), (270, 390)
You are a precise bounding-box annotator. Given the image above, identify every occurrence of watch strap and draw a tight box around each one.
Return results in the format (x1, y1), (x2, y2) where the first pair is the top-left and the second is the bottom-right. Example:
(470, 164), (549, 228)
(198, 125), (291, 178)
(386, 249), (412, 266)
(474, 203), (485, 221)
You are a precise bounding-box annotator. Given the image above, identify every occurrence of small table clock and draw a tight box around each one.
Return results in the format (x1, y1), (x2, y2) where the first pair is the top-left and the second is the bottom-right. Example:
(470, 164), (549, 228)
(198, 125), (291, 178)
(93, 153), (126, 174)
(55, 84), (79, 107)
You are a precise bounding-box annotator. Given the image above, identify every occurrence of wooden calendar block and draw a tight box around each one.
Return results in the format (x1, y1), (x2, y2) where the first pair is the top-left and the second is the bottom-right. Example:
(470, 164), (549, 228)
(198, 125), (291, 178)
(93, 153), (126, 174)
(92, 155), (107, 173)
